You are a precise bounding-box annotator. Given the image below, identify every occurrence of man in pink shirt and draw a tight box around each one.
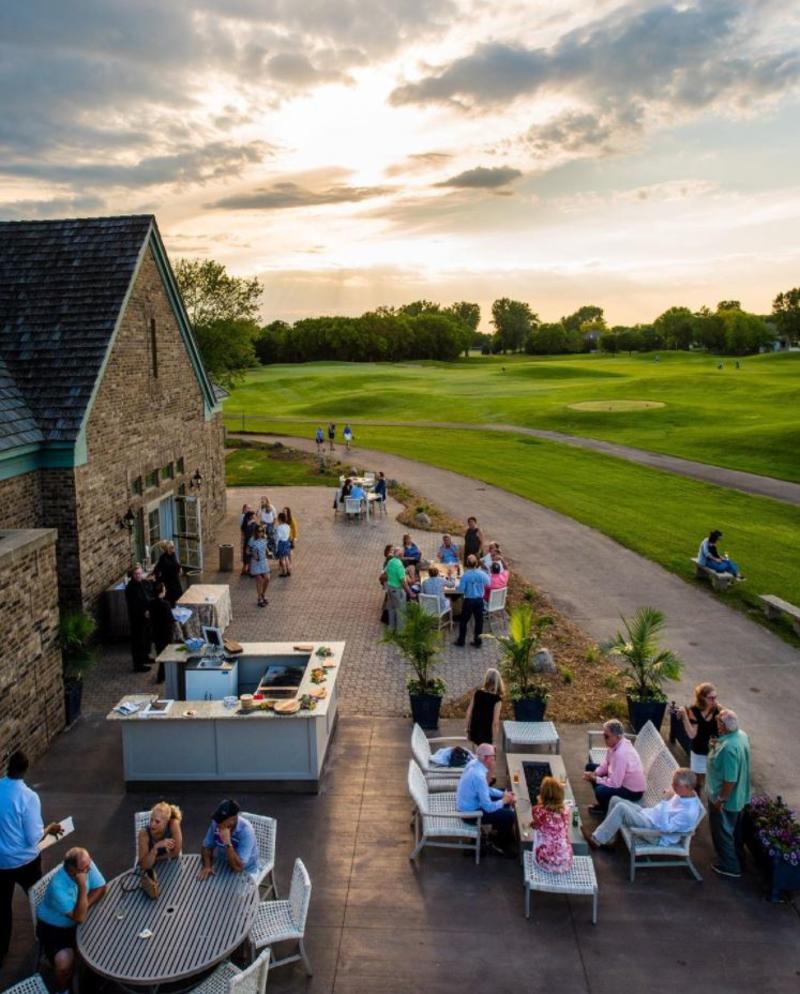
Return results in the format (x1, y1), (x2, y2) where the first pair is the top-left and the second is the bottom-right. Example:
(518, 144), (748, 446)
(583, 719), (646, 814)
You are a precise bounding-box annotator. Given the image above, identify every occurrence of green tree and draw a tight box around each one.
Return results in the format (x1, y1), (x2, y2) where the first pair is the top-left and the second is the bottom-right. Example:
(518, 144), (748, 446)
(193, 318), (259, 387)
(653, 306), (697, 350)
(599, 329), (618, 353)
(526, 322), (567, 355)
(613, 326), (643, 355)
(174, 258), (263, 327)
(580, 317), (607, 351)
(491, 298), (538, 352)
(716, 300), (741, 312)
(717, 308), (772, 355)
(397, 299), (441, 317)
(447, 301), (481, 355)
(562, 305), (604, 334)
(772, 287), (800, 344)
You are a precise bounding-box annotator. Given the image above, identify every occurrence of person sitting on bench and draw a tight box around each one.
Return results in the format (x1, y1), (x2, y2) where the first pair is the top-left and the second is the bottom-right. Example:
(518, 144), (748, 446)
(697, 530), (742, 579)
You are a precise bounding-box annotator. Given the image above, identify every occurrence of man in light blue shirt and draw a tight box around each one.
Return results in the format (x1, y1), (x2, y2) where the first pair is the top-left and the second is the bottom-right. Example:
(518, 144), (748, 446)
(438, 534), (460, 563)
(199, 799), (259, 879)
(454, 555), (491, 647)
(457, 744), (517, 855)
(349, 483), (365, 501)
(0, 750), (62, 966)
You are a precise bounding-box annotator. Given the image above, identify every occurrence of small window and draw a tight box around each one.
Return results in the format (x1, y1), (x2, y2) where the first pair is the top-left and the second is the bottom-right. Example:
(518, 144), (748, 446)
(161, 462), (174, 480)
(131, 476), (143, 496)
(147, 507), (161, 548)
(176, 457), (185, 475)
(145, 469), (159, 490)
(150, 318), (158, 378)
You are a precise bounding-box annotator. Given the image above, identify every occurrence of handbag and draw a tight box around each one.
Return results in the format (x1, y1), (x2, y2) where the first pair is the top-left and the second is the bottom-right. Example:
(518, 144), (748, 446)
(140, 868), (159, 900)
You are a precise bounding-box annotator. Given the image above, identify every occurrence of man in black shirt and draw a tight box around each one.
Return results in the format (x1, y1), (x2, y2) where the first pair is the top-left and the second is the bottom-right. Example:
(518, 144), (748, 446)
(125, 565), (152, 672)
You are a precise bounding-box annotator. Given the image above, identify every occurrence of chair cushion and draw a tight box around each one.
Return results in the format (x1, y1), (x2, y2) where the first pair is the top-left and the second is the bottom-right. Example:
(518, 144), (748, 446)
(422, 815), (479, 839)
(523, 853), (597, 894)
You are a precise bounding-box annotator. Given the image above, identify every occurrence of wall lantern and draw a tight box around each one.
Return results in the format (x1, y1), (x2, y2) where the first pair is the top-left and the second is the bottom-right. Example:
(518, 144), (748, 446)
(190, 469), (203, 490)
(118, 507), (136, 531)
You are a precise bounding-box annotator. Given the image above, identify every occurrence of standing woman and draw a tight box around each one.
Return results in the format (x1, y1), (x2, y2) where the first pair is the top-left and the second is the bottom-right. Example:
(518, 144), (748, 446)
(240, 507), (255, 575)
(248, 525), (270, 607)
(149, 582), (176, 682)
(260, 496), (277, 555)
(463, 516), (485, 566)
(284, 506), (298, 563)
(137, 802), (183, 871)
(464, 668), (504, 748)
(154, 540), (183, 606)
(677, 682), (721, 790)
(275, 512), (292, 578)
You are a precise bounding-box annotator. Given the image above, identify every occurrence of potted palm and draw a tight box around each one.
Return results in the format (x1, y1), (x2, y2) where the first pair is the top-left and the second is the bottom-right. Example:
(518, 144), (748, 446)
(601, 606), (682, 733)
(60, 610), (98, 725)
(492, 604), (553, 721)
(382, 602), (445, 730)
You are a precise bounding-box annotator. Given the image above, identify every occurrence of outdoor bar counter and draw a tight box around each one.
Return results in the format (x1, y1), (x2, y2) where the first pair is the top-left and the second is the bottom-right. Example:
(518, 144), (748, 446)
(108, 641), (343, 792)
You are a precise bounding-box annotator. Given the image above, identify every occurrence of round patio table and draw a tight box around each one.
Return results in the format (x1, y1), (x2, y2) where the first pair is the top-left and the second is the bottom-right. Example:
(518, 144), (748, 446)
(77, 854), (258, 993)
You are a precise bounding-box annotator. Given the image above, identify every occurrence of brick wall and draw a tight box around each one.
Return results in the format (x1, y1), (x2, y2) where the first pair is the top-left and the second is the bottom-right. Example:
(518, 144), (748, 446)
(0, 469), (42, 529)
(0, 530), (63, 766)
(75, 246), (226, 608)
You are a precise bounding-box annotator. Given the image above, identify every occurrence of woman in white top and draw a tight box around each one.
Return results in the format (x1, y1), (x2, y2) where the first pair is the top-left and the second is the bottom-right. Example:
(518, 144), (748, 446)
(259, 496), (277, 554)
(275, 511), (292, 577)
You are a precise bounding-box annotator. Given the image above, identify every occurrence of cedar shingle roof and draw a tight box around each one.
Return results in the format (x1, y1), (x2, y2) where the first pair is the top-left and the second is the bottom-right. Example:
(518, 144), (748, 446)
(0, 215), (154, 452)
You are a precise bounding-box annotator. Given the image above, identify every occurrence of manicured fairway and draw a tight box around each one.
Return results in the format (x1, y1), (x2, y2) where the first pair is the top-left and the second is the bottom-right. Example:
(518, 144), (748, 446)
(225, 351), (800, 481)
(226, 419), (800, 630)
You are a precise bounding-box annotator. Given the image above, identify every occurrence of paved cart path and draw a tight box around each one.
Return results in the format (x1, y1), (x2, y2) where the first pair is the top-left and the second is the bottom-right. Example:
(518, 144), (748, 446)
(248, 433), (800, 802)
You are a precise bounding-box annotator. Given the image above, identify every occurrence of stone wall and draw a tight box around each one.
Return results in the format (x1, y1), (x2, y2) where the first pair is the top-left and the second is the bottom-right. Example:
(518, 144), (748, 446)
(0, 529), (63, 766)
(0, 469), (42, 529)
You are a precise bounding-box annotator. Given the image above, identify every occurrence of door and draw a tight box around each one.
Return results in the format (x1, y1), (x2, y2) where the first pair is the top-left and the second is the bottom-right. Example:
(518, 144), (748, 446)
(174, 495), (203, 570)
(159, 495), (175, 544)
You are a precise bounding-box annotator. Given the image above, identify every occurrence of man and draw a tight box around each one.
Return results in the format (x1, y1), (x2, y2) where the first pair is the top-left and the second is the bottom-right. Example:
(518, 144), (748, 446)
(454, 555), (491, 647)
(582, 768), (702, 850)
(327, 422), (336, 451)
(0, 751), (63, 967)
(349, 481), (365, 502)
(383, 547), (410, 631)
(456, 744), (516, 856)
(438, 534), (460, 564)
(697, 529), (742, 579)
(583, 719), (645, 814)
(706, 709), (751, 878)
(36, 847), (106, 994)
(125, 564), (152, 672)
(199, 799), (259, 879)
(314, 426), (324, 453)
(373, 471), (387, 504)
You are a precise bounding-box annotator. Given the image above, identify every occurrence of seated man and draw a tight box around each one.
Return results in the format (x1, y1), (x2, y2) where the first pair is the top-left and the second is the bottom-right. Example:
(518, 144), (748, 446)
(36, 847), (106, 993)
(438, 533), (460, 564)
(373, 471), (387, 503)
(583, 719), (645, 814)
(421, 565), (449, 613)
(697, 529), (742, 578)
(456, 743), (517, 856)
(402, 534), (422, 565)
(198, 799), (258, 879)
(481, 542), (503, 570)
(582, 768), (702, 849)
(483, 561), (509, 604)
(349, 482), (365, 501)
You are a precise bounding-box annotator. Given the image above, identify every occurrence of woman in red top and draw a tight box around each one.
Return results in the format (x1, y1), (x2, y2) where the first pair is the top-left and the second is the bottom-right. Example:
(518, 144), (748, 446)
(530, 777), (573, 873)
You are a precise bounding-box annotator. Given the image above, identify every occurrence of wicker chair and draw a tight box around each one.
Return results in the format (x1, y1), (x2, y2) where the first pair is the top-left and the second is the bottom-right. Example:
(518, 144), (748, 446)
(2, 974), (50, 994)
(188, 947), (271, 994)
(133, 810), (150, 863)
(240, 813), (278, 899)
(620, 803), (706, 882)
(523, 851), (598, 923)
(485, 586), (508, 632)
(410, 724), (466, 791)
(27, 866), (60, 967)
(408, 760), (482, 864)
(248, 859), (312, 975)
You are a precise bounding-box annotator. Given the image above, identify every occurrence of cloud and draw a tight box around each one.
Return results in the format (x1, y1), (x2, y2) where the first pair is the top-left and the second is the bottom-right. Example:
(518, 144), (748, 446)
(0, 194), (106, 221)
(385, 152), (452, 177)
(209, 180), (392, 210)
(436, 165), (522, 188)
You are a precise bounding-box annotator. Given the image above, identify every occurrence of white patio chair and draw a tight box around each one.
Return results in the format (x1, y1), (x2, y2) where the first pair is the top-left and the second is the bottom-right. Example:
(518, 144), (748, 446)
(189, 947), (271, 994)
(419, 592), (453, 631)
(344, 497), (364, 522)
(621, 804), (706, 882)
(485, 586), (508, 632)
(240, 812), (278, 899)
(408, 760), (482, 864)
(133, 810), (150, 863)
(2, 974), (50, 994)
(248, 858), (313, 975)
(363, 472), (376, 484)
(523, 850), (598, 923)
(410, 724), (466, 789)
(28, 866), (60, 968)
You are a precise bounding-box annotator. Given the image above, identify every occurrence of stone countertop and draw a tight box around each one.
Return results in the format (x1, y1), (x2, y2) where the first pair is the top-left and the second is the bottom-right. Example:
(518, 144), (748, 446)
(107, 641), (344, 721)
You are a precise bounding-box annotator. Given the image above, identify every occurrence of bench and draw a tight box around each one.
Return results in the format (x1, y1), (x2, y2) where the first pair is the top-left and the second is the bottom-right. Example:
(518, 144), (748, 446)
(691, 557), (735, 592)
(759, 595), (800, 636)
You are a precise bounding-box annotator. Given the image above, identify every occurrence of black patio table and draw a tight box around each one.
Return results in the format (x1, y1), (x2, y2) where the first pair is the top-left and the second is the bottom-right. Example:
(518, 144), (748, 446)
(77, 854), (258, 993)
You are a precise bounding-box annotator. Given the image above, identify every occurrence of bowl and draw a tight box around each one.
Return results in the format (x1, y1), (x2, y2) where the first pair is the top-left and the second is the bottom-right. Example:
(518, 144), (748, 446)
(184, 638), (204, 652)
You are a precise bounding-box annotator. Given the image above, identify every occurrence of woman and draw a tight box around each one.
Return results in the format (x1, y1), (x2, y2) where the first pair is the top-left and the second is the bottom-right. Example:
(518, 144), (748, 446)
(154, 540), (182, 606)
(464, 668), (504, 748)
(421, 565), (449, 613)
(284, 506), (298, 547)
(248, 525), (270, 607)
(149, 582), (175, 682)
(137, 801), (183, 871)
(484, 561), (509, 603)
(240, 507), (256, 575)
(463, 516), (484, 565)
(259, 496), (277, 556)
(530, 777), (573, 873)
(402, 534), (421, 566)
(405, 563), (421, 601)
(276, 512), (292, 577)
(677, 682), (721, 790)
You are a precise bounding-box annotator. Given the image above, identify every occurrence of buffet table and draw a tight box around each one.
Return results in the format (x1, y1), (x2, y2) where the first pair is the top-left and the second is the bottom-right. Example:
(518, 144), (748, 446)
(176, 584), (233, 635)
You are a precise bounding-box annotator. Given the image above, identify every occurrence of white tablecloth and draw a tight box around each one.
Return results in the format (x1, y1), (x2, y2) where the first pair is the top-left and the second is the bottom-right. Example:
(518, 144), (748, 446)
(177, 584), (233, 635)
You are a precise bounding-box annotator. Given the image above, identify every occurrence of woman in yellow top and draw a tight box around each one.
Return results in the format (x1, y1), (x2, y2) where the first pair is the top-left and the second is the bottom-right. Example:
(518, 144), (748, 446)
(137, 802), (183, 871)
(284, 506), (298, 544)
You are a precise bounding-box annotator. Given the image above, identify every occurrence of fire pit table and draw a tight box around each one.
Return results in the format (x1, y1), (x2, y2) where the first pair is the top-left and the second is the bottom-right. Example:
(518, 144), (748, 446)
(506, 752), (588, 855)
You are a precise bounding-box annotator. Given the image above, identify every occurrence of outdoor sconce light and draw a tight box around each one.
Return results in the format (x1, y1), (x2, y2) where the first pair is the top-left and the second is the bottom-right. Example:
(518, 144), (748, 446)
(119, 507), (136, 531)
(190, 469), (203, 490)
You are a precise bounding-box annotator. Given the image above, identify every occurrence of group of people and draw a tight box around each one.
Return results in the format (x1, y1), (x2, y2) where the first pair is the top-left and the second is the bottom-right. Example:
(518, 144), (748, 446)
(124, 540), (184, 679)
(316, 423), (354, 453)
(240, 499), (298, 604)
(454, 675), (751, 878)
(335, 471), (387, 512)
(0, 750), (262, 992)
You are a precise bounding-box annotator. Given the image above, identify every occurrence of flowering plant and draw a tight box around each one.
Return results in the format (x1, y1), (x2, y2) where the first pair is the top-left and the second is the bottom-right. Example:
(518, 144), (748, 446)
(747, 794), (800, 865)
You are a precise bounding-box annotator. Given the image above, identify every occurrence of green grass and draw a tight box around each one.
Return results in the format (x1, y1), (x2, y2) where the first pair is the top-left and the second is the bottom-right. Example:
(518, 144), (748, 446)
(225, 445), (338, 487)
(224, 351), (800, 481)
(226, 419), (800, 635)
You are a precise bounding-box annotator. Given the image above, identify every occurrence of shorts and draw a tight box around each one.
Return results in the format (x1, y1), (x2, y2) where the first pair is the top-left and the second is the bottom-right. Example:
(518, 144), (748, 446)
(36, 920), (77, 960)
(689, 751), (707, 774)
(276, 540), (291, 557)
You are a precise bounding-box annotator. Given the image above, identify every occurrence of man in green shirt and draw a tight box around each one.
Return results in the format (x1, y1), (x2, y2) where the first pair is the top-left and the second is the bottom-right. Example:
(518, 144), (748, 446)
(706, 709), (751, 877)
(383, 548), (410, 631)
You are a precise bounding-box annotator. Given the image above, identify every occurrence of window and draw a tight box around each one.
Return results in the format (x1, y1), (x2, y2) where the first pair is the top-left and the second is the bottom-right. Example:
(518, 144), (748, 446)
(176, 457), (185, 475)
(178, 483), (186, 496)
(150, 318), (158, 378)
(131, 476), (143, 496)
(132, 509), (146, 564)
(145, 469), (159, 490)
(161, 462), (174, 480)
(147, 507), (161, 550)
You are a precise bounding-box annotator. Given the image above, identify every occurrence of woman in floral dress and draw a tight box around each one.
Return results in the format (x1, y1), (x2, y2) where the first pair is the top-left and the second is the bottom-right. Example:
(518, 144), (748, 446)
(530, 777), (573, 873)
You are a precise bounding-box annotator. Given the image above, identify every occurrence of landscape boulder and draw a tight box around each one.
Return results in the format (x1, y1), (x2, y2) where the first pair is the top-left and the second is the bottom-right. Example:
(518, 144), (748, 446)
(533, 648), (556, 674)
(415, 512), (432, 526)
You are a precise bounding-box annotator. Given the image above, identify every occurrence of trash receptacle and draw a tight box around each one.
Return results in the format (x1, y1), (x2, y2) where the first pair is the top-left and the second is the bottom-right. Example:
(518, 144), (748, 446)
(219, 544), (234, 572)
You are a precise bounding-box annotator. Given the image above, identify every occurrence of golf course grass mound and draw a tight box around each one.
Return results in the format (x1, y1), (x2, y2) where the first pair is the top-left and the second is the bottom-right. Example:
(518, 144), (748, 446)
(568, 400), (666, 412)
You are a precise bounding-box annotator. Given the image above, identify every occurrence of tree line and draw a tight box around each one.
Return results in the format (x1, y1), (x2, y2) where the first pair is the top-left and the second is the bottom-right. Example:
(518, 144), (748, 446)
(173, 258), (800, 384)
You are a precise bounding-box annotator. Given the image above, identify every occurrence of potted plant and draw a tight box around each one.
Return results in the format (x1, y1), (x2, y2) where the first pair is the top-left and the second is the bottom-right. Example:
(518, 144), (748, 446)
(492, 604), (553, 722)
(601, 606), (682, 733)
(743, 794), (800, 902)
(382, 602), (445, 730)
(60, 610), (98, 725)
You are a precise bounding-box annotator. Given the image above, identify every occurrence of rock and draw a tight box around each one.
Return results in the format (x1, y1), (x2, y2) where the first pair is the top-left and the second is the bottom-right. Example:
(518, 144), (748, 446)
(415, 512), (432, 526)
(533, 648), (556, 674)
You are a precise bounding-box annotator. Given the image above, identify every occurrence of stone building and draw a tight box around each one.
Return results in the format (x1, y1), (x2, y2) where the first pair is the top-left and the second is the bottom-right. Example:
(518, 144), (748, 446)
(0, 215), (227, 760)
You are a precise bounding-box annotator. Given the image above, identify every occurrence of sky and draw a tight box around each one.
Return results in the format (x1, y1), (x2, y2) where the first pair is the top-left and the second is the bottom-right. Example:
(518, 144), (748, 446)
(1, 0), (800, 328)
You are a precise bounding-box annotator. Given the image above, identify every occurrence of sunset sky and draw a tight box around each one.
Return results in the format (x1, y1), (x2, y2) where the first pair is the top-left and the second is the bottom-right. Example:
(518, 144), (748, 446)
(2, 1), (799, 327)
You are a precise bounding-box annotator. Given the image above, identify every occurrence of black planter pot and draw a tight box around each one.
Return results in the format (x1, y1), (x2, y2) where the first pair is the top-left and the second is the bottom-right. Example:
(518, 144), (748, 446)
(626, 697), (667, 734)
(64, 680), (83, 726)
(743, 809), (800, 902)
(409, 693), (442, 731)
(513, 697), (547, 722)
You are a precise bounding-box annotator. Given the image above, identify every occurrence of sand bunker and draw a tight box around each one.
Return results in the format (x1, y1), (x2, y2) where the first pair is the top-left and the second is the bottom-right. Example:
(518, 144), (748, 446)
(568, 400), (665, 412)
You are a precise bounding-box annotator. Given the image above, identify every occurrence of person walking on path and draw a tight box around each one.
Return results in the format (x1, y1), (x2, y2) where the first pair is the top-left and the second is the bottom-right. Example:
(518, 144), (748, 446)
(706, 708), (751, 878)
(463, 516), (485, 566)
(0, 751), (64, 968)
(315, 426), (324, 454)
(343, 424), (353, 450)
(327, 422), (336, 451)
(454, 554), (490, 647)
